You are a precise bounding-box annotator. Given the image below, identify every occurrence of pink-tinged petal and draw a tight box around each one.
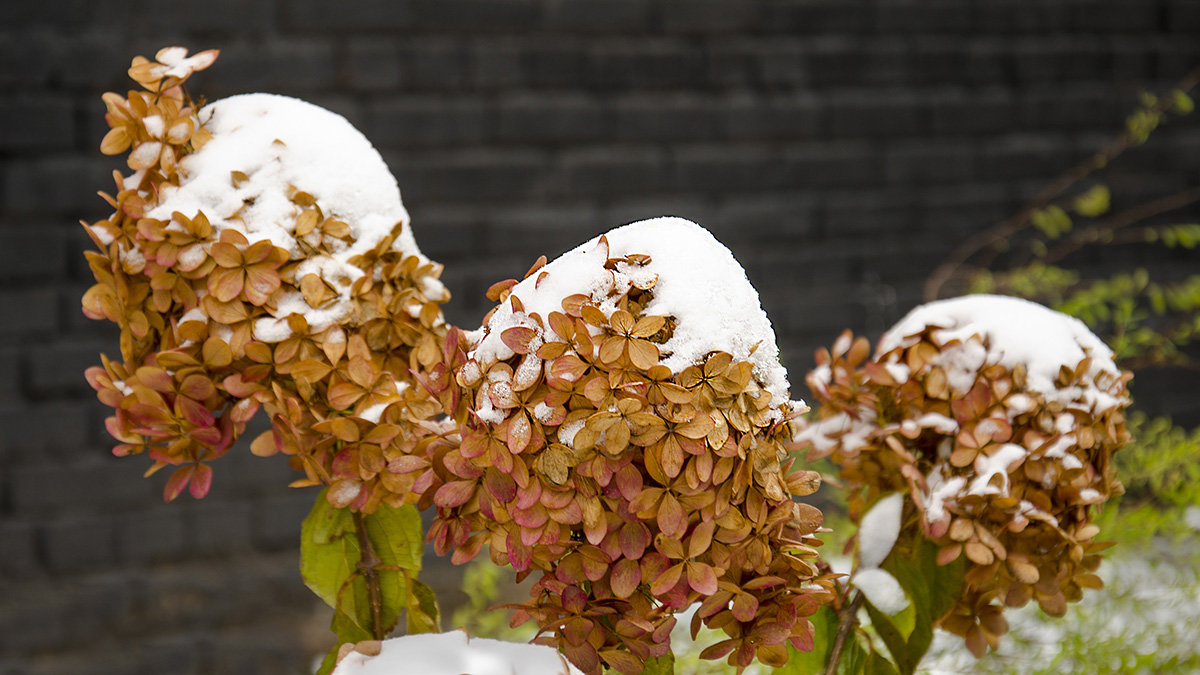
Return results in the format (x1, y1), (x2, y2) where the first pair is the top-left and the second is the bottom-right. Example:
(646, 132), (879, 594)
(189, 463), (213, 499)
(731, 593), (759, 622)
(387, 455), (429, 474)
(500, 326), (539, 355)
(613, 464), (643, 501)
(619, 521), (650, 560)
(163, 465), (194, 502)
(483, 467), (517, 502)
(789, 621), (816, 653)
(687, 562), (719, 596)
(514, 477), (542, 510)
(657, 492), (688, 540)
(611, 558), (642, 599)
(176, 395), (215, 428)
(511, 503), (548, 529)
(434, 480), (476, 508)
(190, 425), (223, 446)
(649, 562), (684, 596)
(506, 531), (532, 571)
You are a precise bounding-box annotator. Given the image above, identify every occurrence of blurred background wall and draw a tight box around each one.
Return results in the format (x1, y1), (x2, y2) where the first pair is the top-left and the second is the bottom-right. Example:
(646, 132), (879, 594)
(1, 1), (1198, 673)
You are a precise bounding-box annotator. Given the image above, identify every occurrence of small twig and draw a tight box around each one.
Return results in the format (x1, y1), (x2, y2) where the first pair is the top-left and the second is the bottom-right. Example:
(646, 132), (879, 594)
(353, 510), (386, 640)
(924, 65), (1200, 301)
(824, 590), (866, 675)
(1042, 185), (1200, 265)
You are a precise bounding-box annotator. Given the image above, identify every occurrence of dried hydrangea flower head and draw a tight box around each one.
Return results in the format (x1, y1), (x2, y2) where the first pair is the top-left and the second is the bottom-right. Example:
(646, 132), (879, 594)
(84, 49), (454, 508)
(423, 217), (832, 673)
(797, 294), (1130, 656)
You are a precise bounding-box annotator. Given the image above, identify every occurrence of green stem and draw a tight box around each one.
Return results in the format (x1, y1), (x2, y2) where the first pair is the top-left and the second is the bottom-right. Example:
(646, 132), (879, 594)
(825, 590), (865, 675)
(353, 510), (386, 640)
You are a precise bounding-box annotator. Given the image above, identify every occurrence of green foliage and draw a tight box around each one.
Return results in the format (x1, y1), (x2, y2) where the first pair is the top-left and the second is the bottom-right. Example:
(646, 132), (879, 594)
(449, 556), (534, 642)
(866, 539), (966, 675)
(1095, 413), (1200, 544)
(301, 489), (430, 674)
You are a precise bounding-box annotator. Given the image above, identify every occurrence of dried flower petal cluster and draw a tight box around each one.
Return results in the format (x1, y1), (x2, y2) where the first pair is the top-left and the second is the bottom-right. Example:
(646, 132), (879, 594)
(423, 230), (833, 674)
(83, 48), (454, 509)
(797, 296), (1130, 656)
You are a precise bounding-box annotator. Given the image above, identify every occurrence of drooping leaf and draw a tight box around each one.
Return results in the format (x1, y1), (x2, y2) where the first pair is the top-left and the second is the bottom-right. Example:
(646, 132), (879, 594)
(779, 605), (835, 673)
(406, 577), (441, 634)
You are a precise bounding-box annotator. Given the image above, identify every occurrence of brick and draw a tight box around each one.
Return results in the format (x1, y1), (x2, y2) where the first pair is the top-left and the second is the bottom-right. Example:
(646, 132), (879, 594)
(552, 146), (669, 197)
(42, 515), (116, 572)
(484, 204), (600, 257)
(27, 339), (114, 397)
(758, 0), (873, 34)
(876, 1), (973, 33)
(253, 492), (315, 551)
(885, 141), (975, 184)
(823, 189), (916, 236)
(139, 0), (275, 33)
(399, 41), (470, 90)
(660, 1), (759, 33)
(406, 205), (484, 262)
(7, 460), (150, 516)
(707, 194), (820, 244)
(601, 196), (715, 232)
(542, 0), (650, 33)
(1169, 0), (1200, 33)
(468, 43), (525, 89)
(0, 33), (52, 89)
(757, 42), (808, 88)
(364, 98), (487, 149)
(409, 0), (540, 32)
(1070, 1), (1160, 33)
(205, 41), (337, 94)
(0, 287), (58, 337)
(284, 0), (412, 30)
(929, 88), (1019, 136)
(588, 43), (707, 89)
(0, 520), (39, 577)
(674, 144), (783, 192)
(0, 583), (68, 654)
(345, 39), (403, 90)
(187, 500), (254, 556)
(722, 93), (824, 140)
(973, 1), (1073, 33)
(0, 225), (69, 282)
(390, 149), (548, 203)
(0, 98), (76, 152)
(0, 401), (94, 462)
(1021, 86), (1123, 131)
(497, 94), (606, 143)
(116, 507), (187, 564)
(977, 133), (1072, 181)
(610, 94), (724, 142)
(908, 43), (972, 86)
(521, 43), (592, 88)
(2, 157), (114, 215)
(781, 142), (882, 188)
(829, 91), (923, 138)
(807, 40), (911, 88)
(0, 348), (19, 406)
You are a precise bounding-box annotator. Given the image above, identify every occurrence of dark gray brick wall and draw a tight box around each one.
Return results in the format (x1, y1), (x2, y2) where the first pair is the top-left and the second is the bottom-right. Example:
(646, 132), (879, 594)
(1, 1), (1198, 672)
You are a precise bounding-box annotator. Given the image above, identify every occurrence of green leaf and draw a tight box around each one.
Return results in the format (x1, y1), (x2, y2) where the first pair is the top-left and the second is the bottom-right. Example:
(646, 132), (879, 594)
(643, 652), (675, 675)
(865, 650), (901, 675)
(301, 489), (358, 610)
(365, 502), (424, 572)
(406, 576), (441, 634)
(1173, 89), (1195, 114)
(315, 644), (342, 675)
(863, 598), (915, 674)
(1073, 185), (1111, 218)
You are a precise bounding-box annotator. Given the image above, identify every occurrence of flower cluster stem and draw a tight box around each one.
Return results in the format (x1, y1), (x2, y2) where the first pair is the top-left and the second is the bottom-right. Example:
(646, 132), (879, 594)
(824, 590), (865, 675)
(352, 510), (385, 640)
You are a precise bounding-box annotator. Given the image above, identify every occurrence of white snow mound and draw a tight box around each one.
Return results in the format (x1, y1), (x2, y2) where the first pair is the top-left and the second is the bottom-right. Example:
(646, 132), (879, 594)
(877, 294), (1119, 398)
(469, 216), (791, 405)
(145, 93), (440, 337)
(330, 631), (583, 675)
